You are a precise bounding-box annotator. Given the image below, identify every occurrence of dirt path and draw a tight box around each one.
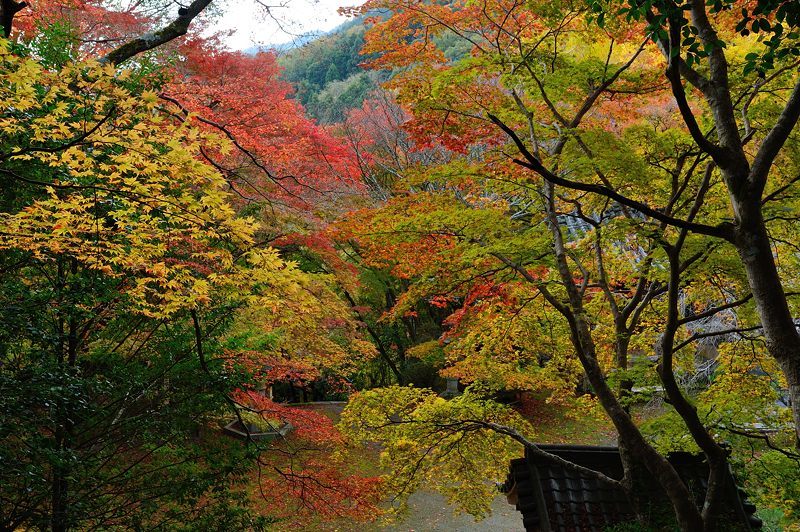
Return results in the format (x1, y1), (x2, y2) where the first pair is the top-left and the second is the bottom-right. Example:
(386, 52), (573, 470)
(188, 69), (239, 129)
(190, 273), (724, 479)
(314, 491), (524, 531)
(383, 491), (524, 531)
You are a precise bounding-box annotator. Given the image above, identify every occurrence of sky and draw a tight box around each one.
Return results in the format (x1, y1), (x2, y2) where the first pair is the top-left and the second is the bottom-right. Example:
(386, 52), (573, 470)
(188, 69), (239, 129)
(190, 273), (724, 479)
(210, 0), (362, 51)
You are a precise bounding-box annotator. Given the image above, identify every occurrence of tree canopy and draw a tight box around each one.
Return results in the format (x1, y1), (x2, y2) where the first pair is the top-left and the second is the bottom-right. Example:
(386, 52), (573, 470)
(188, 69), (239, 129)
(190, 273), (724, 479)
(1, 0), (800, 530)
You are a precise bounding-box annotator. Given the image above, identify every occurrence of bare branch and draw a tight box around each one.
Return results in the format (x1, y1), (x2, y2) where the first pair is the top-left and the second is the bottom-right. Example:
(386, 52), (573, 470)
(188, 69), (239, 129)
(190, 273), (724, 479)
(100, 0), (213, 66)
(750, 79), (800, 193)
(673, 325), (763, 353)
(487, 113), (735, 241)
(678, 294), (753, 325)
(462, 419), (625, 489)
(762, 173), (800, 205)
(665, 16), (722, 158)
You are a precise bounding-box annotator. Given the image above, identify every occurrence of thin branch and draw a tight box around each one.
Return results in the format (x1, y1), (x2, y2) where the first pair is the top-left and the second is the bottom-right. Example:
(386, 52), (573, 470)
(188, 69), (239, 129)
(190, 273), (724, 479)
(678, 294), (753, 325)
(762, 173), (800, 205)
(721, 426), (800, 461)
(673, 325), (763, 353)
(462, 419), (625, 489)
(665, 16), (722, 158)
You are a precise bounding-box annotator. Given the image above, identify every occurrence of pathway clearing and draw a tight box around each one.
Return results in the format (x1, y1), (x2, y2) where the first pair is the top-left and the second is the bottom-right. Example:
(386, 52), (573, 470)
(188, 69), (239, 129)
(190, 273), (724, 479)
(382, 491), (524, 532)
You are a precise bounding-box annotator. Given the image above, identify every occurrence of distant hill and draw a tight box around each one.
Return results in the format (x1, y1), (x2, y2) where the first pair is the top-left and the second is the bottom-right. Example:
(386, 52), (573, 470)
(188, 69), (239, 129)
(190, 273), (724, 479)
(277, 16), (383, 124)
(273, 12), (471, 124)
(243, 32), (321, 56)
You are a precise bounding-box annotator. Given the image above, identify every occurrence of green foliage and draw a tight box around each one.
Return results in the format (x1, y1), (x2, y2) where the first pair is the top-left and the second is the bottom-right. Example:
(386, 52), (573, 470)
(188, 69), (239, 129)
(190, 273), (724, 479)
(339, 386), (526, 518)
(0, 313), (263, 529)
(433, 29), (473, 62)
(402, 357), (445, 388)
(308, 71), (384, 123)
(28, 19), (79, 68)
(585, 0), (800, 75)
(0, 35), (371, 529)
(280, 19), (379, 122)
(737, 451), (800, 525)
(325, 62), (342, 84)
(239, 410), (284, 431)
(754, 507), (789, 532)
(640, 343), (798, 522)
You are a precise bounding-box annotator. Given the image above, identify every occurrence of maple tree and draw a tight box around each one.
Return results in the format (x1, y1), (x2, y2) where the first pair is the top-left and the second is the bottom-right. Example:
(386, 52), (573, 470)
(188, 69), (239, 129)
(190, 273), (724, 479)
(341, 386), (527, 517)
(332, 0), (800, 529)
(0, 3), (381, 529)
(577, 0), (800, 446)
(164, 40), (361, 212)
(2, 0), (800, 529)
(2, 0), (213, 64)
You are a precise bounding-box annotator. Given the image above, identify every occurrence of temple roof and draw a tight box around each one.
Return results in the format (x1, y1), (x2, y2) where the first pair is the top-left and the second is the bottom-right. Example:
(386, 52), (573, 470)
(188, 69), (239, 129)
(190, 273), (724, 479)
(502, 444), (762, 532)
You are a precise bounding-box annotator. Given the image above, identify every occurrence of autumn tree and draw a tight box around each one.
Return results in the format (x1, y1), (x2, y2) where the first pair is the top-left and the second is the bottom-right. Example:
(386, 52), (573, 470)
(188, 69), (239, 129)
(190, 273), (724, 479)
(335, 0), (800, 529)
(329, 92), (464, 387)
(0, 3), (382, 529)
(576, 0), (800, 448)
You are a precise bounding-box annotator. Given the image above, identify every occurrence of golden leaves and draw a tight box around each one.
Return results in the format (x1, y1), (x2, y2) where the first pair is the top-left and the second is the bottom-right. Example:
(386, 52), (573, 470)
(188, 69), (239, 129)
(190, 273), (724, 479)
(0, 45), (303, 320)
(340, 386), (527, 518)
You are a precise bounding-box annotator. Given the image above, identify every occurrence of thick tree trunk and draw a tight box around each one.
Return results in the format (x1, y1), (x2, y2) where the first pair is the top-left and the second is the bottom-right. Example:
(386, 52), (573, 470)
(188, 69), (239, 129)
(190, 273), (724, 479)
(618, 438), (660, 524)
(733, 207), (800, 446)
(614, 329), (635, 410)
(664, 0), (800, 449)
(571, 312), (706, 530)
(701, 454), (730, 530)
(51, 259), (74, 532)
(51, 429), (68, 532)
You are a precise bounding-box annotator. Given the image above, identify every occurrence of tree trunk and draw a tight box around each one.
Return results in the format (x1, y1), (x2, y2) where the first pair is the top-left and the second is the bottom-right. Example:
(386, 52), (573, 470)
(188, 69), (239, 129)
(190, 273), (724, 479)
(733, 200), (800, 447)
(542, 185), (705, 530)
(342, 289), (403, 384)
(51, 259), (76, 532)
(573, 314), (706, 529)
(614, 327), (634, 411)
(618, 438), (661, 525)
(51, 424), (68, 532)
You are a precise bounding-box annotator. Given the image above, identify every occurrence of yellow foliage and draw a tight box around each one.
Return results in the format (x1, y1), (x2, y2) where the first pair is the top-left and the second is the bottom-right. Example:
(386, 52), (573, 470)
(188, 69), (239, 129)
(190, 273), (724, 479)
(0, 42), (304, 321)
(340, 386), (527, 519)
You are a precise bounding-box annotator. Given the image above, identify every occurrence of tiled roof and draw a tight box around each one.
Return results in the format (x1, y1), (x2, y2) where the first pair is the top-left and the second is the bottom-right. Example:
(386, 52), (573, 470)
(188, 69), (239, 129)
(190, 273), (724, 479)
(502, 444), (762, 532)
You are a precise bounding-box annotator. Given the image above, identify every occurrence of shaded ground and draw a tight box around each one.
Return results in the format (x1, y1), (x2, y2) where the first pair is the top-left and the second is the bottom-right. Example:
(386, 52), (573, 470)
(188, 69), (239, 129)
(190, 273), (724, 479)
(309, 490), (524, 531)
(383, 491), (524, 532)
